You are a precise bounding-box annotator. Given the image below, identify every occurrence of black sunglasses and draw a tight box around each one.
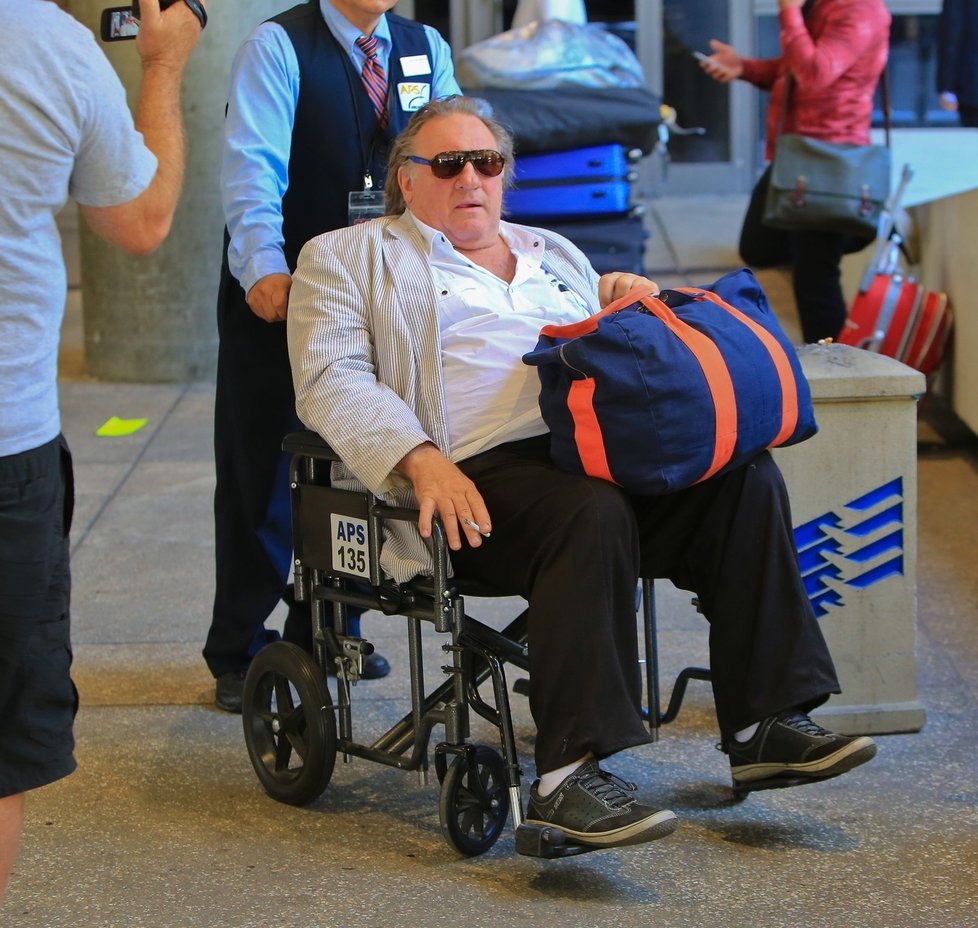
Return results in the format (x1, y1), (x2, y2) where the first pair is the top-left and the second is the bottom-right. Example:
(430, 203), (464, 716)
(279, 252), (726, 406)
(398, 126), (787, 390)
(406, 149), (505, 179)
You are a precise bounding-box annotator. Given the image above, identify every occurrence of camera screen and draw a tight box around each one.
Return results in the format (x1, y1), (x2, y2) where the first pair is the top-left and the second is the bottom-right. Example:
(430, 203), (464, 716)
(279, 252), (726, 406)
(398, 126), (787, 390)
(101, 7), (139, 41)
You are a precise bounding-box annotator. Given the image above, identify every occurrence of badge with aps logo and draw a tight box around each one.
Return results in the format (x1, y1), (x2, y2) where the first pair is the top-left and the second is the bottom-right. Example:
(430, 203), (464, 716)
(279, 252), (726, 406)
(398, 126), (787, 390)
(397, 82), (431, 112)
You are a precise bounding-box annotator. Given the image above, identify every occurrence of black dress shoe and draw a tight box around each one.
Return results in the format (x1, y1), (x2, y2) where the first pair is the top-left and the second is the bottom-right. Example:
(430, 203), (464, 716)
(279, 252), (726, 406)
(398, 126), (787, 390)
(361, 651), (391, 679)
(215, 670), (247, 713)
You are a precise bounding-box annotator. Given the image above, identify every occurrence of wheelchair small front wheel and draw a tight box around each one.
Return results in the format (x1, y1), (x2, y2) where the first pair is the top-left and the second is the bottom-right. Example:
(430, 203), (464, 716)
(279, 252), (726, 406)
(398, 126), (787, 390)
(438, 745), (510, 857)
(242, 642), (336, 806)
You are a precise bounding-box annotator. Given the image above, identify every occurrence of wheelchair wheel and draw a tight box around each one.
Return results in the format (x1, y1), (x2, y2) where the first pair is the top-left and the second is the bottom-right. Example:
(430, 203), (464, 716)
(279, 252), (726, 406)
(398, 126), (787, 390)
(242, 642), (336, 806)
(438, 745), (510, 857)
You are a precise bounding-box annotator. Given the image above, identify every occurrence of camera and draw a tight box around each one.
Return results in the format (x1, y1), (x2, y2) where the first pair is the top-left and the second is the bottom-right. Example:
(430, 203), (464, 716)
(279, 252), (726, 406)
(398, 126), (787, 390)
(99, 0), (206, 42)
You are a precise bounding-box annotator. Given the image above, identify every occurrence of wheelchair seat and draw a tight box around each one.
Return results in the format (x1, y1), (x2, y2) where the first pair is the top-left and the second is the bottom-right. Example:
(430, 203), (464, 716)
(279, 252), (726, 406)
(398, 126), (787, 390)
(239, 430), (709, 858)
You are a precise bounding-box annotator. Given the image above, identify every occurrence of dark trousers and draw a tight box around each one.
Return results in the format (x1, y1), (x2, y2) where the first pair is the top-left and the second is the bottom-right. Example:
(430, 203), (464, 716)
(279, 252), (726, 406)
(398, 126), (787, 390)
(740, 166), (873, 344)
(204, 258), (357, 677)
(0, 435), (77, 796)
(449, 437), (839, 774)
(204, 262), (299, 677)
(959, 104), (978, 128)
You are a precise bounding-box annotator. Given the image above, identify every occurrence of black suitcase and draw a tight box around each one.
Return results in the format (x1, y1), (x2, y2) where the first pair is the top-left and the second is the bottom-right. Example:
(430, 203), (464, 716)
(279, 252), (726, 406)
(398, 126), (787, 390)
(464, 86), (662, 155)
(540, 214), (649, 276)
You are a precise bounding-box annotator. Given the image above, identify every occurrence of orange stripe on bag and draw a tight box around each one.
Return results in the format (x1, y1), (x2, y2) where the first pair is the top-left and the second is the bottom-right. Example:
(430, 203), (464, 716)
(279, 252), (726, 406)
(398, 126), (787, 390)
(539, 282), (659, 339)
(676, 288), (799, 446)
(566, 378), (616, 483)
(640, 296), (737, 482)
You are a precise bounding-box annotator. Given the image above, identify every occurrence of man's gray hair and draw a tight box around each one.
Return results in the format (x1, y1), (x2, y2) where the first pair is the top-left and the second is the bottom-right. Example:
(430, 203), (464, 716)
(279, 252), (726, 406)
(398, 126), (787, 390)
(384, 95), (516, 216)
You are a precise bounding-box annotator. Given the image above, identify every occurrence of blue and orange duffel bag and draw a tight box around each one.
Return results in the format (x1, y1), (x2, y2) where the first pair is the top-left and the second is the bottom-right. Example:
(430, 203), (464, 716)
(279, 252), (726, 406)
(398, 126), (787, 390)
(522, 267), (817, 494)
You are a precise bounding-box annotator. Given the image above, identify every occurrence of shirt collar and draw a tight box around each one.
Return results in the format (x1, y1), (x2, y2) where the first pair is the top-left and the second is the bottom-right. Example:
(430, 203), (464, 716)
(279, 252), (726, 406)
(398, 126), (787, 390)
(406, 212), (545, 270)
(320, 0), (392, 57)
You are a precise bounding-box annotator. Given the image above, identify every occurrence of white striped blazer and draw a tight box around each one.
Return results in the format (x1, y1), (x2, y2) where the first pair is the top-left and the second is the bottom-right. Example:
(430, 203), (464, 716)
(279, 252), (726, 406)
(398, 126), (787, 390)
(287, 211), (601, 582)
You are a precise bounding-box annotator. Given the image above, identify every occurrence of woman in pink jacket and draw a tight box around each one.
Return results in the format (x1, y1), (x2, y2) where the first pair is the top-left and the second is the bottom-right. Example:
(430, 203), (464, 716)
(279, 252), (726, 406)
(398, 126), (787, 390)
(701, 0), (890, 343)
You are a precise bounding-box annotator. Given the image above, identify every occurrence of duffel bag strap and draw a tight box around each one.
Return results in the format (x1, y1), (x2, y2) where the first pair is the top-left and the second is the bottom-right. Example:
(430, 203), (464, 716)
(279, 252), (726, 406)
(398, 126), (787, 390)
(673, 288), (800, 446)
(637, 294), (738, 483)
(539, 281), (660, 340)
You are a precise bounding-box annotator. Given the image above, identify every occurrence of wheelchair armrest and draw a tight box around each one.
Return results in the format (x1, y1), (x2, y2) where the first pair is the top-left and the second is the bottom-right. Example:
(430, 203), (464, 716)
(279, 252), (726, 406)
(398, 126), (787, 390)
(283, 430), (340, 462)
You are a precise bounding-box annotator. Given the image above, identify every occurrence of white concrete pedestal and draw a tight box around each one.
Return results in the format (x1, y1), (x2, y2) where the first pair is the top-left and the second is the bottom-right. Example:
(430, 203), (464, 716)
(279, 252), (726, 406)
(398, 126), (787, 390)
(774, 343), (927, 734)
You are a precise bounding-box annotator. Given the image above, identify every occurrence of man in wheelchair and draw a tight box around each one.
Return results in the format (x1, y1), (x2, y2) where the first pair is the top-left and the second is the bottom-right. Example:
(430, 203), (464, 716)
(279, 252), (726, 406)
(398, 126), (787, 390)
(285, 95), (876, 851)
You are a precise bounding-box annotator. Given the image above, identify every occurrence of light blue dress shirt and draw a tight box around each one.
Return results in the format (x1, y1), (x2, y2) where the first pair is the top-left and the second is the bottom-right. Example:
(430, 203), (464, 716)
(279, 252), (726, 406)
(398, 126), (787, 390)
(221, 0), (461, 294)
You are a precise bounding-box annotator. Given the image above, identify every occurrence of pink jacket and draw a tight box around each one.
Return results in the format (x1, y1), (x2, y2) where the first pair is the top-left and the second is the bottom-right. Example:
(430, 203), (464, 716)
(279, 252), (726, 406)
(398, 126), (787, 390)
(741, 0), (891, 161)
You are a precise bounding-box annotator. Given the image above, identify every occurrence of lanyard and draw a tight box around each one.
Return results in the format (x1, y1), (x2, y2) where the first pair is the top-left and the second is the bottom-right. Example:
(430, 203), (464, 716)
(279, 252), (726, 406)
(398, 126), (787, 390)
(327, 26), (388, 190)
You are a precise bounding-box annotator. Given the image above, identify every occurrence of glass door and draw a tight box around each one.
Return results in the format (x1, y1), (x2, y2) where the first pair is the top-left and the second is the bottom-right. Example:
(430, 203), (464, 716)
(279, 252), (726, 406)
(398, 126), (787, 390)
(587, 0), (758, 195)
(407, 0), (758, 193)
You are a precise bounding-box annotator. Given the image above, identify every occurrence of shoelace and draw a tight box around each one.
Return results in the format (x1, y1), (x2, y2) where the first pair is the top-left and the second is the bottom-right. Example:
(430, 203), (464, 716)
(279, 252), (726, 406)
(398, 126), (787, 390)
(573, 766), (638, 809)
(716, 710), (830, 754)
(779, 711), (830, 737)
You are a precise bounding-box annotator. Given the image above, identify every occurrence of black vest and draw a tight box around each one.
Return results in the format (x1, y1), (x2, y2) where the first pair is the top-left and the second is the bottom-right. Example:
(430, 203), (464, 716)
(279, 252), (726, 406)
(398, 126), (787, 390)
(272, 4), (431, 270)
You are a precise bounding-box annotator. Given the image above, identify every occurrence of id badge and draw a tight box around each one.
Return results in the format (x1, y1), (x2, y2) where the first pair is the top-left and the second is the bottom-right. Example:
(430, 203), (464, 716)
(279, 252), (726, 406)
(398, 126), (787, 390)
(348, 189), (386, 226)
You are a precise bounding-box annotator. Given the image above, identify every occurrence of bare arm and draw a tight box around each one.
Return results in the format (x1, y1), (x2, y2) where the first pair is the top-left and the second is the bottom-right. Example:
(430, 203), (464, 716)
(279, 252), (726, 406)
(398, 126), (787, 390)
(79, 0), (204, 255)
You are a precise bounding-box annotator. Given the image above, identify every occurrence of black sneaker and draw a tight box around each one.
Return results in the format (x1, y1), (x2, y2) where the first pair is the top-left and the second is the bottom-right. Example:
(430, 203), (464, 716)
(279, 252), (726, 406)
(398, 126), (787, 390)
(727, 711), (877, 788)
(215, 670), (247, 713)
(525, 761), (677, 848)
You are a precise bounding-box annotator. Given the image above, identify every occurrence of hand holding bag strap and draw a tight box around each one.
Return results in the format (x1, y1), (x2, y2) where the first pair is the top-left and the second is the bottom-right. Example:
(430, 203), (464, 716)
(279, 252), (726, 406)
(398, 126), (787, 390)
(538, 281), (659, 339)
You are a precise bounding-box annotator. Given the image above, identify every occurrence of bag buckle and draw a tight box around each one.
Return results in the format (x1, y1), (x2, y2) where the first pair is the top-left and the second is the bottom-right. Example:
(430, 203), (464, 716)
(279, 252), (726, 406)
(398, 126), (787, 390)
(858, 184), (873, 217)
(791, 176), (807, 207)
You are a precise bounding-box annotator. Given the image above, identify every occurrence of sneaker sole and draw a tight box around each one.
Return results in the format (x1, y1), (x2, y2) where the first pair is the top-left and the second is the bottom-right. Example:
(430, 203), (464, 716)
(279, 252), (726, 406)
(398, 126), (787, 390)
(731, 736), (877, 785)
(524, 809), (678, 849)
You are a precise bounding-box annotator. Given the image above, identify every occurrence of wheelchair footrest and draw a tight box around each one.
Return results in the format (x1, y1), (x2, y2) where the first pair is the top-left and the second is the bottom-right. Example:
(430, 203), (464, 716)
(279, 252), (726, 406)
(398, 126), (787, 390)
(514, 823), (601, 859)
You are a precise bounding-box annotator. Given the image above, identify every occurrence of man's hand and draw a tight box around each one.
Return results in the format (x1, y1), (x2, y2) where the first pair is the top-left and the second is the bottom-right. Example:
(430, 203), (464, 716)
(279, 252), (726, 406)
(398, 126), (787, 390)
(778, 0), (806, 8)
(598, 272), (659, 307)
(135, 0), (204, 73)
(247, 273), (292, 322)
(396, 443), (491, 551)
(698, 39), (743, 84)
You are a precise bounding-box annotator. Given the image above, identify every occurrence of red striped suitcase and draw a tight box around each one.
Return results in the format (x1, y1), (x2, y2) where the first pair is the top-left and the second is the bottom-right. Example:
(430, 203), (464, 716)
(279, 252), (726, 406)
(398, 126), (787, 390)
(838, 272), (951, 376)
(836, 164), (951, 376)
(903, 289), (951, 376)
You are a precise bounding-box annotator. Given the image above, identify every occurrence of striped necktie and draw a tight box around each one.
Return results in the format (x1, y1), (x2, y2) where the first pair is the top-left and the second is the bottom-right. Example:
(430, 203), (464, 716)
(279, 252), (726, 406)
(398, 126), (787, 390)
(355, 34), (388, 127)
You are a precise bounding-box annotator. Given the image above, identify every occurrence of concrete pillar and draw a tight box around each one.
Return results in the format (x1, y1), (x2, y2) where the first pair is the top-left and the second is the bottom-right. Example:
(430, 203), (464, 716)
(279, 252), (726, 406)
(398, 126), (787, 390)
(70, 0), (285, 381)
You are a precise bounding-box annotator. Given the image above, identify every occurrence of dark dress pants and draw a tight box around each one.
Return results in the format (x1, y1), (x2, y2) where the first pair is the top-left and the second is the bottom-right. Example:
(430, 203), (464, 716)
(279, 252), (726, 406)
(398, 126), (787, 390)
(739, 166), (872, 344)
(449, 436), (839, 775)
(204, 259), (302, 678)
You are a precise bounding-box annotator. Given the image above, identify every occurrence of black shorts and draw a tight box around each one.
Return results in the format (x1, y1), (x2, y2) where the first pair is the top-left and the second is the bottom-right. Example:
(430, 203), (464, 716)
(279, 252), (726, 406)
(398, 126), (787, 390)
(0, 434), (77, 797)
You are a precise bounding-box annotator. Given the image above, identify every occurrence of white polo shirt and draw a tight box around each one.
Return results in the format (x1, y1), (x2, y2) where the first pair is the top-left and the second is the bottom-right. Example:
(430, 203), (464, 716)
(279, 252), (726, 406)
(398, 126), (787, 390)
(410, 214), (593, 461)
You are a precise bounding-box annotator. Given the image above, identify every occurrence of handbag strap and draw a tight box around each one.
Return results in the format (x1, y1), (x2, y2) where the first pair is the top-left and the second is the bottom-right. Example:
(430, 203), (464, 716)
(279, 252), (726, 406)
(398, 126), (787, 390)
(775, 69), (891, 148)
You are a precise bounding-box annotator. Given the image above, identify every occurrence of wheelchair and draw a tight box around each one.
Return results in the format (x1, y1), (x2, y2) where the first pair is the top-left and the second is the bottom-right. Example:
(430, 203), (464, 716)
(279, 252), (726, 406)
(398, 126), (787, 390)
(240, 431), (711, 858)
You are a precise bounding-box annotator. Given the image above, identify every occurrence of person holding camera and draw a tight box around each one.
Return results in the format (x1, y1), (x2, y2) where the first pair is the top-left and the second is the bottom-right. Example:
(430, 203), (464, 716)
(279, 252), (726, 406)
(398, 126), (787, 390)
(0, 0), (204, 905)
